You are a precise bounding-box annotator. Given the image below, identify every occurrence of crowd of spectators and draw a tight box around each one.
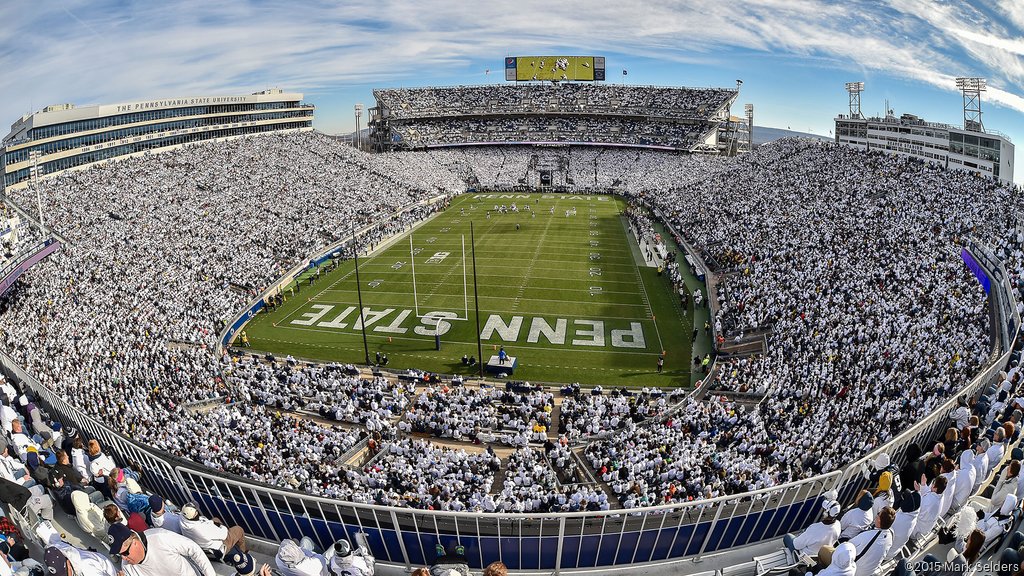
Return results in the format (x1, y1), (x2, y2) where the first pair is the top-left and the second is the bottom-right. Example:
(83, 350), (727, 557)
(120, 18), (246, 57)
(585, 395), (770, 506)
(426, 146), (724, 193)
(391, 383), (554, 445)
(559, 387), (671, 440)
(376, 84), (736, 150)
(581, 140), (1022, 507)
(392, 117), (708, 149)
(0, 129), (1022, 519)
(359, 438), (497, 511)
(0, 371), (282, 576)
(232, 359), (408, 430)
(497, 447), (609, 512)
(375, 84), (735, 121)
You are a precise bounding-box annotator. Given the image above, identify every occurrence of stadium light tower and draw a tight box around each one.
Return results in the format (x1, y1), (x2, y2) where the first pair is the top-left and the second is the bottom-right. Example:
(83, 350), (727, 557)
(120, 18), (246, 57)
(744, 104), (754, 151)
(845, 82), (865, 119)
(956, 77), (986, 132)
(354, 103), (364, 150)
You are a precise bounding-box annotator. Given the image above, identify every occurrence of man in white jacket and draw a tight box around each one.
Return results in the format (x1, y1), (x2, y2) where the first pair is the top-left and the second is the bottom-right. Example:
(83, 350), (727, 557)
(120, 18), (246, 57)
(839, 492), (874, 540)
(848, 507), (894, 576)
(912, 475), (947, 540)
(784, 499), (841, 557)
(109, 524), (217, 576)
(886, 491), (920, 560)
(938, 459), (958, 519)
(149, 496), (183, 535)
(179, 502), (248, 559)
(950, 397), (970, 430)
(978, 493), (1018, 545)
(328, 540), (374, 576)
(972, 440), (990, 492)
(37, 520), (118, 576)
(987, 427), (1007, 472)
(982, 459), (1020, 514)
(275, 538), (328, 576)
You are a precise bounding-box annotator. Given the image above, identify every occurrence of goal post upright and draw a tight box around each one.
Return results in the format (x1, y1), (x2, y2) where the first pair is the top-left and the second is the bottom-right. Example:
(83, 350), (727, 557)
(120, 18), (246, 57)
(351, 224), (370, 365)
(462, 234), (469, 320)
(472, 222), (484, 379)
(409, 234), (419, 317)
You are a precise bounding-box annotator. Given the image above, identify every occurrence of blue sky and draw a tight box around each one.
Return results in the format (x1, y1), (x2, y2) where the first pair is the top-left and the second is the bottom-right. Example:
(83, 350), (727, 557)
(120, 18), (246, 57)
(2, 0), (1023, 180)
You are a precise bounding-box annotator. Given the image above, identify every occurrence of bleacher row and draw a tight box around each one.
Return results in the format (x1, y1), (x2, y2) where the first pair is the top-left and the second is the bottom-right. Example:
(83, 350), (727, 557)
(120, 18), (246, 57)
(389, 117), (710, 149)
(374, 84), (735, 150)
(374, 85), (737, 121)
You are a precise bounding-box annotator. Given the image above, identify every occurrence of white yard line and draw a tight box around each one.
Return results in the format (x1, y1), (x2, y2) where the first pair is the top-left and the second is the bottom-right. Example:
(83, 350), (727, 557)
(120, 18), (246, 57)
(511, 210), (558, 311)
(620, 215), (665, 353)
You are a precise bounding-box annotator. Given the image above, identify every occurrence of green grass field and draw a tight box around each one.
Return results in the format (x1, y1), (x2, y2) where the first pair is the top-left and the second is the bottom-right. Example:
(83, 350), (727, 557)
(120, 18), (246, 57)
(241, 193), (698, 386)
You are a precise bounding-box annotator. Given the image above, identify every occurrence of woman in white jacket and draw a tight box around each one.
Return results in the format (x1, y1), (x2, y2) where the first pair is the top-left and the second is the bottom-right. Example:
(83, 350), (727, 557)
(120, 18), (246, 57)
(952, 449), (977, 511)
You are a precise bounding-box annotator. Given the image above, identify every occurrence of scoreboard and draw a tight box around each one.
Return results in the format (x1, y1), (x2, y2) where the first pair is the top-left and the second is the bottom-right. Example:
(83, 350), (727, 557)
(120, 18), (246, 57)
(505, 56), (606, 82)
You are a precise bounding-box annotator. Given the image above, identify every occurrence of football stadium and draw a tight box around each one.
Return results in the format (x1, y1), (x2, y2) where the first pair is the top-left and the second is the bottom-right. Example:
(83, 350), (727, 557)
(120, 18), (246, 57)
(0, 52), (1023, 576)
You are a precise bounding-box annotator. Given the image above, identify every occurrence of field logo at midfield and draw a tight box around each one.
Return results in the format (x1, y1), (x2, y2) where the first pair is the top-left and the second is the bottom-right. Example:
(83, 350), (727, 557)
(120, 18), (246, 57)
(289, 305), (645, 349)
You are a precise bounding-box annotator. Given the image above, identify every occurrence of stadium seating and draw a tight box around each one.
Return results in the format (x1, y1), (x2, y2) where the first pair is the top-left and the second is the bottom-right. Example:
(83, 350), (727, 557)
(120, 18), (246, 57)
(0, 127), (1023, 573)
(375, 85), (736, 120)
(2, 133), (1021, 514)
(374, 84), (736, 150)
(389, 117), (708, 149)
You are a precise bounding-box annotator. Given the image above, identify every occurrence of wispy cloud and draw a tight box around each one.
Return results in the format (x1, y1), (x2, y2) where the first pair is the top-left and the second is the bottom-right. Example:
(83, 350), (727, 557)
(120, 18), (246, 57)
(0, 0), (1022, 130)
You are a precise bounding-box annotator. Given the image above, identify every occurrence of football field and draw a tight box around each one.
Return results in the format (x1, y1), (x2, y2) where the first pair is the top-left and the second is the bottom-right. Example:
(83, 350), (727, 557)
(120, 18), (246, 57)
(242, 193), (696, 386)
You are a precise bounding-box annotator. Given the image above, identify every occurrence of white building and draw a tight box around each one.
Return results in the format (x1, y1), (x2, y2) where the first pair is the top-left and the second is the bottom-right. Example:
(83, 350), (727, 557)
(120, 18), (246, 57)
(834, 113), (1014, 184)
(2, 89), (314, 189)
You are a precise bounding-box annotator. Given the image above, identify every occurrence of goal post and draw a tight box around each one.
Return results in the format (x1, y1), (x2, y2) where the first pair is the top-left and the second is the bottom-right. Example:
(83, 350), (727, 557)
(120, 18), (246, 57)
(409, 234), (419, 318)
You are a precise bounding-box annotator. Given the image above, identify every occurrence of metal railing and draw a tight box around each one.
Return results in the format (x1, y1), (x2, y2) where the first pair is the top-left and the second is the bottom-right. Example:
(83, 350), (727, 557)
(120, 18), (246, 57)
(0, 237), (61, 297)
(0, 352), (852, 572)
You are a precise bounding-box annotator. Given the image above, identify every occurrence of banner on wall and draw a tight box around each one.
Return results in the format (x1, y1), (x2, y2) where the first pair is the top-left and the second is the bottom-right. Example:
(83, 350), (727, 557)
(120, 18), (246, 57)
(961, 248), (991, 294)
(0, 239), (61, 298)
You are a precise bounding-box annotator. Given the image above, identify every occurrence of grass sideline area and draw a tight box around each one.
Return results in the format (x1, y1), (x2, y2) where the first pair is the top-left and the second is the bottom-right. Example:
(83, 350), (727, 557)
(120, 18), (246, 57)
(240, 192), (703, 387)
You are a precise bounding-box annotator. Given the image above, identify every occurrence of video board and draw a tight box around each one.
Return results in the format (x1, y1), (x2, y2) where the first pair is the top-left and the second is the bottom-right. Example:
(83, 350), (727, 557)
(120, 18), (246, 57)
(505, 56), (605, 82)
